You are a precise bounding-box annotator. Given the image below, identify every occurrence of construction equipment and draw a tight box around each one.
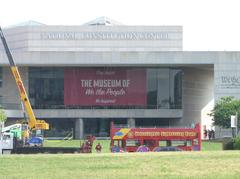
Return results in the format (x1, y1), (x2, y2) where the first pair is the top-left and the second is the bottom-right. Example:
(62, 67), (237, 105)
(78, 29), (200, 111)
(0, 26), (93, 154)
(1, 124), (28, 140)
(0, 26), (49, 145)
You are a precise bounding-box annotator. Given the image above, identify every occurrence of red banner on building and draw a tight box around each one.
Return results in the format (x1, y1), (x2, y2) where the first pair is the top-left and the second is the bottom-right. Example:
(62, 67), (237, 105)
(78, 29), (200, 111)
(64, 68), (146, 106)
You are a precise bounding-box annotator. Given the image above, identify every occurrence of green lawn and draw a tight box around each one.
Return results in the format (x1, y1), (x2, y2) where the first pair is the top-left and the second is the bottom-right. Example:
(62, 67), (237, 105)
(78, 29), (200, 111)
(1, 151), (240, 179)
(43, 139), (111, 153)
(201, 140), (223, 151)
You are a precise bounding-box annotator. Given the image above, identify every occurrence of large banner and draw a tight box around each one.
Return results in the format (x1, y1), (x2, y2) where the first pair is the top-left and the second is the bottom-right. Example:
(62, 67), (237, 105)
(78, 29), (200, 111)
(64, 68), (146, 106)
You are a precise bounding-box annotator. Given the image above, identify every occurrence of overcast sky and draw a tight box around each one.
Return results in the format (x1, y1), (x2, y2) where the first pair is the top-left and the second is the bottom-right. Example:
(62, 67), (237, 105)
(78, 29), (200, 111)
(0, 0), (239, 51)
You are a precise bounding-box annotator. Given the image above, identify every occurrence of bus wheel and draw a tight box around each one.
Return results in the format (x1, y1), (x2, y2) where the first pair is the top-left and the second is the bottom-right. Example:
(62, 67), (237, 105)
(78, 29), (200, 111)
(136, 145), (150, 152)
(153, 147), (162, 152)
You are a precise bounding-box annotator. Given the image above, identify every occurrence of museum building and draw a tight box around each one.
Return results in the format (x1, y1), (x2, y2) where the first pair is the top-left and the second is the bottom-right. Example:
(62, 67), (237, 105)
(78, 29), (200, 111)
(0, 17), (239, 138)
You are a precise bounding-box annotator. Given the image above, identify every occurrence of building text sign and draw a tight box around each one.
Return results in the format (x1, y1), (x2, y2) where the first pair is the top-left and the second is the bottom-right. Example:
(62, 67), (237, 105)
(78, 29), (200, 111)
(41, 31), (169, 41)
(220, 75), (240, 89)
(64, 68), (147, 106)
(133, 131), (197, 137)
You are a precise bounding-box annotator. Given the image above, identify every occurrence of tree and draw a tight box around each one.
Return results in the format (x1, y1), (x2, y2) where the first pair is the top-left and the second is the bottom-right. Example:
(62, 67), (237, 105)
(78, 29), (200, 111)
(209, 96), (240, 137)
(0, 106), (7, 129)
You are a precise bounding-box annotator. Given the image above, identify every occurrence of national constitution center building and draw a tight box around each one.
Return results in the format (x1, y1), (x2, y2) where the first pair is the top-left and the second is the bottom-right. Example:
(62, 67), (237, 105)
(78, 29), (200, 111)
(0, 17), (239, 138)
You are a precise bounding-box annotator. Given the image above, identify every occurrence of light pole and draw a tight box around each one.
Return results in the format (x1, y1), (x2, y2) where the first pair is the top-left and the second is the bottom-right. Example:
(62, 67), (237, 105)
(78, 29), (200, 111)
(236, 112), (238, 137)
(0, 132), (2, 155)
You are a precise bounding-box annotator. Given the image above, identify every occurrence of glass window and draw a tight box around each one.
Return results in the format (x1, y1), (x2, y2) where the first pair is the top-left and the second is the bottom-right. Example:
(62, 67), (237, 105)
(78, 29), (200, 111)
(0, 67), (2, 87)
(29, 67), (64, 109)
(171, 140), (191, 147)
(194, 139), (199, 145)
(147, 69), (158, 108)
(159, 140), (192, 147)
(146, 68), (182, 109)
(157, 69), (170, 109)
(169, 69), (182, 109)
(113, 140), (123, 148)
(0, 96), (3, 105)
(29, 67), (182, 109)
(126, 140), (141, 147)
(159, 140), (167, 147)
(143, 140), (156, 147)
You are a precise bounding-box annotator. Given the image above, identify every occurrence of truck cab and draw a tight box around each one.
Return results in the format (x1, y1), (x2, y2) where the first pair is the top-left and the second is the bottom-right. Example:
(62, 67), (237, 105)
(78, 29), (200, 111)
(0, 132), (14, 154)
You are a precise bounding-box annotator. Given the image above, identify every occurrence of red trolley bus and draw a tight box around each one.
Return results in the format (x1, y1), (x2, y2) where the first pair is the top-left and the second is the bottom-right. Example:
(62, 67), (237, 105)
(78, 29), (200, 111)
(110, 123), (201, 152)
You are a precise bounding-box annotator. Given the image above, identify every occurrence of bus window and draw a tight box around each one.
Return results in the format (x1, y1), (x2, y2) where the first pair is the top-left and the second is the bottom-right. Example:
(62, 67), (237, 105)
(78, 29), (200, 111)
(166, 140), (172, 146)
(193, 139), (199, 145)
(143, 140), (155, 147)
(159, 140), (167, 147)
(113, 140), (123, 148)
(186, 140), (192, 146)
(126, 140), (141, 147)
(171, 140), (192, 147)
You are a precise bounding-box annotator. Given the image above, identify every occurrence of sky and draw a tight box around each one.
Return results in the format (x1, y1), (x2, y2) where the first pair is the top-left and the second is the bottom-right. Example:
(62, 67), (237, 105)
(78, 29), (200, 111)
(0, 0), (240, 51)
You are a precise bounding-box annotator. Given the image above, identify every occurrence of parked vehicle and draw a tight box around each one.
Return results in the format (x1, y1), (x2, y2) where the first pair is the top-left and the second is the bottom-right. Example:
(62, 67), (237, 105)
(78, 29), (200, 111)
(27, 137), (43, 147)
(110, 122), (201, 152)
(0, 132), (14, 154)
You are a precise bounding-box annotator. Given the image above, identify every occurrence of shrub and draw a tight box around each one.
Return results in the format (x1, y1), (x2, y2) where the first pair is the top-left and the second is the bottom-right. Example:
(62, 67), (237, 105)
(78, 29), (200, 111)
(222, 137), (234, 150)
(0, 106), (7, 123)
(233, 136), (240, 150)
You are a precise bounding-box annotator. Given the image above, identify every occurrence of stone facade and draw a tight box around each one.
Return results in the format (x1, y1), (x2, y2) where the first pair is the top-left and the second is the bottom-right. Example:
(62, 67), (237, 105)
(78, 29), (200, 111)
(0, 21), (239, 138)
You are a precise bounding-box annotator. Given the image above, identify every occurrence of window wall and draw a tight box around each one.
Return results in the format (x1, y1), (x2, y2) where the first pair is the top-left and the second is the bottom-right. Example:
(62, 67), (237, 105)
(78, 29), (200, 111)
(29, 67), (64, 108)
(146, 68), (182, 109)
(29, 67), (182, 109)
(0, 67), (2, 87)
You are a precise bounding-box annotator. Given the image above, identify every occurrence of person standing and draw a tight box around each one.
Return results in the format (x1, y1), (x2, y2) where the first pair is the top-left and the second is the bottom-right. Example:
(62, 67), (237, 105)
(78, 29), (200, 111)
(211, 129), (215, 140)
(95, 143), (102, 153)
(208, 129), (212, 140)
(204, 129), (208, 139)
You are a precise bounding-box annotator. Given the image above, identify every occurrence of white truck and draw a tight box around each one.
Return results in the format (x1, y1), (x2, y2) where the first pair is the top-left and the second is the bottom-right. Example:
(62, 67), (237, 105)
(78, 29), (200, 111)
(0, 123), (28, 154)
(0, 132), (14, 154)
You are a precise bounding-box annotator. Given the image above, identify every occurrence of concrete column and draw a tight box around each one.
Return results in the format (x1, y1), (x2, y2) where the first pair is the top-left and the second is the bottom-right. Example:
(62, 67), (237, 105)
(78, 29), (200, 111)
(75, 118), (84, 139)
(128, 118), (135, 128)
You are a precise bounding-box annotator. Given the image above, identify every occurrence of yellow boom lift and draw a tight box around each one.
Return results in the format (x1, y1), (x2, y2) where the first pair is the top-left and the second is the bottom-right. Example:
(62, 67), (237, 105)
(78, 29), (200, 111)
(0, 26), (49, 135)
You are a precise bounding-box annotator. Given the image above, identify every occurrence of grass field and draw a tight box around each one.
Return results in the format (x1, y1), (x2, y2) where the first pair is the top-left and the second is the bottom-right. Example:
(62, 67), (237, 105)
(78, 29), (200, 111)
(201, 140), (223, 151)
(0, 140), (231, 179)
(1, 151), (240, 179)
(43, 139), (111, 153)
